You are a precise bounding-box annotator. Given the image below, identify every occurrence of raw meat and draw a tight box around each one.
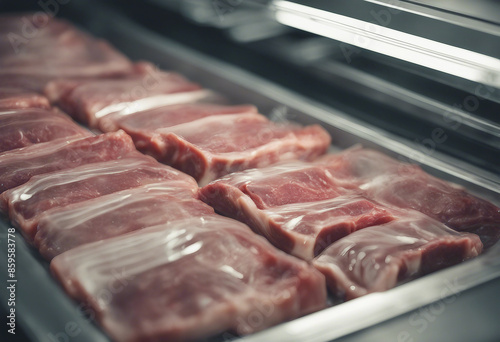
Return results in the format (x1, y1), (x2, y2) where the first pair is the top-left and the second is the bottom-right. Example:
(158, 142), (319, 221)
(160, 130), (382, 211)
(200, 161), (394, 259)
(3, 155), (197, 241)
(35, 183), (214, 260)
(320, 147), (500, 247)
(200, 147), (498, 259)
(98, 103), (257, 153)
(42, 61), (154, 103)
(152, 113), (331, 185)
(259, 196), (395, 259)
(0, 14), (77, 47)
(0, 74), (54, 93)
(50, 215), (327, 342)
(317, 146), (414, 182)
(201, 161), (356, 209)
(0, 108), (90, 153)
(0, 14), (133, 79)
(313, 212), (483, 300)
(45, 65), (203, 127)
(0, 130), (135, 194)
(199, 161), (360, 257)
(0, 88), (50, 110)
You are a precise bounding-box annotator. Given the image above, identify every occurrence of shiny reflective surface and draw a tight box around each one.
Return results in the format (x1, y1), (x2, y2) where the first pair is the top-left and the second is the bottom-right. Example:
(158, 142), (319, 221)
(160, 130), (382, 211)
(272, 1), (500, 87)
(51, 216), (327, 342)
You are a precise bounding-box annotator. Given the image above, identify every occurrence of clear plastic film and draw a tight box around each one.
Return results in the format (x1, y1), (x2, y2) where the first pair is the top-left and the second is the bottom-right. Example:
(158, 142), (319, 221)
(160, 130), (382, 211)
(35, 182), (213, 260)
(0, 131), (133, 195)
(3, 155), (197, 241)
(51, 215), (327, 342)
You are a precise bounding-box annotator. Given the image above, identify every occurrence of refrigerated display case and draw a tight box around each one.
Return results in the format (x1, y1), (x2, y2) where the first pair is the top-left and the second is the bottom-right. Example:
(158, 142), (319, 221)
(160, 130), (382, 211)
(0, 1), (499, 341)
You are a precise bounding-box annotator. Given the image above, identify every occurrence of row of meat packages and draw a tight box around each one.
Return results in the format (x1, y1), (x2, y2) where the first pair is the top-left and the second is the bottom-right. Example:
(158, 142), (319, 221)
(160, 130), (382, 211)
(0, 14), (331, 342)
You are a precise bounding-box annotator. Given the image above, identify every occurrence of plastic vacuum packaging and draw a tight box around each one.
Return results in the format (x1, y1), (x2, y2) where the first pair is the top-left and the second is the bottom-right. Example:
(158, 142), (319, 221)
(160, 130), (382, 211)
(44, 62), (205, 127)
(35, 182), (213, 260)
(0, 107), (90, 153)
(2, 154), (197, 241)
(0, 130), (135, 195)
(51, 215), (327, 342)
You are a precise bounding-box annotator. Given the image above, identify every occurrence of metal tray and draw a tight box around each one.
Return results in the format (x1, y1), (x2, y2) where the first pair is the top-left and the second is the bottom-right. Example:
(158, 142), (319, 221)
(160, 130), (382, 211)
(1, 2), (499, 342)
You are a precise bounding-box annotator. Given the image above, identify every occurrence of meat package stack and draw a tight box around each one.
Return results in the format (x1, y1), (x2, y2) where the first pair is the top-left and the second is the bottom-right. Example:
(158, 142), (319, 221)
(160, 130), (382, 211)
(0, 13), (329, 342)
(1, 12), (499, 342)
(199, 148), (495, 299)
